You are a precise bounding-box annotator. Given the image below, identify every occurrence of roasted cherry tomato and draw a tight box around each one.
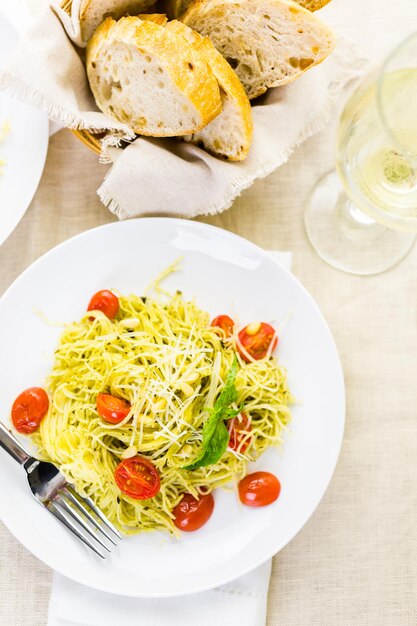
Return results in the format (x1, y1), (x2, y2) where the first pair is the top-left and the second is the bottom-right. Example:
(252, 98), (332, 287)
(115, 456), (160, 500)
(237, 322), (277, 362)
(96, 393), (131, 424)
(228, 412), (252, 453)
(211, 315), (235, 338)
(238, 471), (281, 507)
(87, 290), (119, 319)
(173, 492), (214, 532)
(11, 387), (49, 434)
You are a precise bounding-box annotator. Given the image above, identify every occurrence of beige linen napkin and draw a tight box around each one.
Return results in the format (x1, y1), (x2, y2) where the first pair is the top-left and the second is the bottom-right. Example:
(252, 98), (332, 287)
(0, 4), (367, 219)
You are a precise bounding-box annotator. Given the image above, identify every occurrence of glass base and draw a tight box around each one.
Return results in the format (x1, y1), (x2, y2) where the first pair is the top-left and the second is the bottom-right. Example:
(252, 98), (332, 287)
(304, 171), (416, 275)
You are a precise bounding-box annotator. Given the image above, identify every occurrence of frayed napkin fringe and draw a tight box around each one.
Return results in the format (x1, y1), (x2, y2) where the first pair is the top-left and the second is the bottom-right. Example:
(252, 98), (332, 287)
(0, 71), (135, 144)
(0, 71), (85, 131)
(97, 185), (126, 215)
(99, 134), (133, 162)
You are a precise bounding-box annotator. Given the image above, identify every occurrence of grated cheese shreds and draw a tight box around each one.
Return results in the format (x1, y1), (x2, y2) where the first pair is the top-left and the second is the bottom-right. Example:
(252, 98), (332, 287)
(32, 290), (293, 536)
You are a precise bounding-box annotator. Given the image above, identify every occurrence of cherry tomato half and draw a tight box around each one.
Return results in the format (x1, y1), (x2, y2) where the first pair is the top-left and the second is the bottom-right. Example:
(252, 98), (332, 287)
(87, 290), (119, 319)
(114, 456), (160, 500)
(237, 322), (278, 362)
(96, 393), (131, 424)
(238, 471), (281, 507)
(211, 315), (235, 338)
(11, 387), (49, 434)
(228, 412), (252, 453)
(173, 492), (214, 532)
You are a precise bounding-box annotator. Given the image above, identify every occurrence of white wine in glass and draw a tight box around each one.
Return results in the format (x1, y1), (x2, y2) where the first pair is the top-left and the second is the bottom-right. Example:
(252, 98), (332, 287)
(305, 33), (417, 275)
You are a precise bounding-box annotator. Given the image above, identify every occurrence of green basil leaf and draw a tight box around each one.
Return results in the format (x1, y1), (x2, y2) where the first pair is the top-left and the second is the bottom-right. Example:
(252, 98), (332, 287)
(184, 356), (242, 471)
(215, 356), (238, 409)
(223, 405), (245, 420)
(184, 421), (229, 470)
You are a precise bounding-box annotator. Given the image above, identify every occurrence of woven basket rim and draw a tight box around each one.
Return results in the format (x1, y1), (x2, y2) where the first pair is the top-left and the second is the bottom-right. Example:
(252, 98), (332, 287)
(71, 129), (102, 155)
(63, 0), (108, 154)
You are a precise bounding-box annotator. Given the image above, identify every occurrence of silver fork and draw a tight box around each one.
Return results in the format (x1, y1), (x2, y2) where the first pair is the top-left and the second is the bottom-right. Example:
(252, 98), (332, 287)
(0, 421), (122, 558)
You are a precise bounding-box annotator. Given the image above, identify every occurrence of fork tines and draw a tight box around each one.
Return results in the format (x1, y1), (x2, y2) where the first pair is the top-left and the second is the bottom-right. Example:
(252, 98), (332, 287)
(48, 486), (122, 558)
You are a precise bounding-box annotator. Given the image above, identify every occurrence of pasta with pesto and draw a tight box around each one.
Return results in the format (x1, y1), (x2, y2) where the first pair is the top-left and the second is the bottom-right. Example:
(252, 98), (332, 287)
(31, 287), (292, 535)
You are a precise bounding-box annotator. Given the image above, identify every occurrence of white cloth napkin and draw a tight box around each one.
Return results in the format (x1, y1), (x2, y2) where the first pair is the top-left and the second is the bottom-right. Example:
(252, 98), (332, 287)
(0, 0), (32, 33)
(0, 1), (368, 219)
(47, 250), (291, 626)
(0, 0), (63, 137)
(48, 561), (273, 626)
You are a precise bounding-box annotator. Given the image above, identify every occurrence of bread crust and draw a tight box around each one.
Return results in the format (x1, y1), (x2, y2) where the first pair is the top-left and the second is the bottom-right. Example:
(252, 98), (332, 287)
(294, 0), (331, 11)
(182, 0), (336, 99)
(80, 0), (157, 41)
(138, 13), (169, 25)
(195, 36), (253, 159)
(86, 16), (222, 136)
(165, 21), (253, 159)
(173, 0), (332, 15)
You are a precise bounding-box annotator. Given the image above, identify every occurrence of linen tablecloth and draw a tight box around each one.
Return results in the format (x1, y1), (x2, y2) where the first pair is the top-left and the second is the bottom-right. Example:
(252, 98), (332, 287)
(1, 0), (417, 624)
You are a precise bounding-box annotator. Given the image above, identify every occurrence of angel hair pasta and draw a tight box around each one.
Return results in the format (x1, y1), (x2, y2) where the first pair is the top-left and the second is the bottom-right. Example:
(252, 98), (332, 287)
(30, 280), (293, 535)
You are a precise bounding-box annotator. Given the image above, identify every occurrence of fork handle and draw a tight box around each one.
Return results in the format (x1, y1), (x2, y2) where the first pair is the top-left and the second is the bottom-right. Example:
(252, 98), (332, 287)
(0, 421), (30, 465)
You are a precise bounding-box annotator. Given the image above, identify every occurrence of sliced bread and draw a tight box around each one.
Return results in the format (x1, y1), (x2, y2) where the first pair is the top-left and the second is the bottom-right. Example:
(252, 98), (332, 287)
(165, 21), (252, 160)
(182, 0), (336, 99)
(171, 0), (331, 18)
(294, 0), (332, 10)
(80, 0), (157, 42)
(138, 13), (169, 25)
(86, 16), (222, 136)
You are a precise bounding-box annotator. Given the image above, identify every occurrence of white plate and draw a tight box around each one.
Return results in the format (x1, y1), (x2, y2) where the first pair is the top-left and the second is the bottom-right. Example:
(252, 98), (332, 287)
(0, 11), (49, 247)
(0, 219), (345, 597)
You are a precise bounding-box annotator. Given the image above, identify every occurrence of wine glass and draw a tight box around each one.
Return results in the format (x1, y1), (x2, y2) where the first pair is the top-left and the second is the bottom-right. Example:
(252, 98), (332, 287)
(305, 32), (417, 275)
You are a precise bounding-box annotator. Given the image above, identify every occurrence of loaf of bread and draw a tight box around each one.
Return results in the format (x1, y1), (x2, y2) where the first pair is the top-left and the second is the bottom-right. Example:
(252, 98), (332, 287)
(86, 16), (222, 136)
(182, 0), (335, 99)
(139, 13), (169, 25)
(165, 21), (252, 160)
(80, 0), (157, 42)
(171, 0), (331, 18)
(83, 0), (334, 160)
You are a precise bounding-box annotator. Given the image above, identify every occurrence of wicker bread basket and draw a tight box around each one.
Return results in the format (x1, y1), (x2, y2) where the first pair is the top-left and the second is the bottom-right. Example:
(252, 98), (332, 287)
(62, 0), (102, 154)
